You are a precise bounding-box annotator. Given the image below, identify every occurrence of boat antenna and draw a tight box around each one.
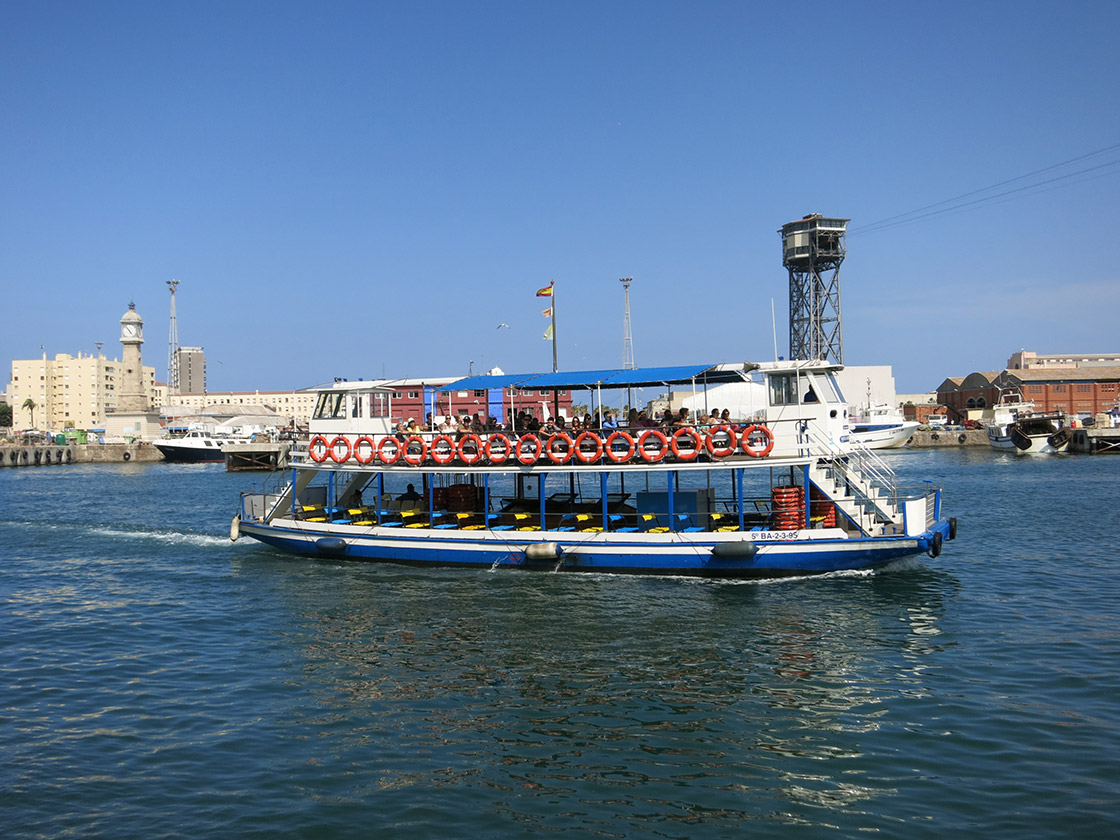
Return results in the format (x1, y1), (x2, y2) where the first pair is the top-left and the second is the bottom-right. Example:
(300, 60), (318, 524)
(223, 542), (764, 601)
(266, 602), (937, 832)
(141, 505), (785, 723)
(771, 298), (778, 362)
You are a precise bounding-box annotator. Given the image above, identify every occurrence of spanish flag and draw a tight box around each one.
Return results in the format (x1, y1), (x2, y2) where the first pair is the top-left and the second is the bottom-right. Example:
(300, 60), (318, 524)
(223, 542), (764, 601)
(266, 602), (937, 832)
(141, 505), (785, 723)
(536, 282), (554, 297)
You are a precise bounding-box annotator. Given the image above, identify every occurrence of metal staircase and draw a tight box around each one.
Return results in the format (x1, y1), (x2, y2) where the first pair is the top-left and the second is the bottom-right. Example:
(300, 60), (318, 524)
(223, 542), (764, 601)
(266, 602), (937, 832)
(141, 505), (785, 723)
(805, 430), (905, 535)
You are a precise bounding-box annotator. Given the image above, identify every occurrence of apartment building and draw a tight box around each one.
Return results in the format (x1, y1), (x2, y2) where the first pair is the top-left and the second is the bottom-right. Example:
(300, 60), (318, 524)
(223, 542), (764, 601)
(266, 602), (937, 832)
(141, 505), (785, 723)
(8, 352), (160, 430)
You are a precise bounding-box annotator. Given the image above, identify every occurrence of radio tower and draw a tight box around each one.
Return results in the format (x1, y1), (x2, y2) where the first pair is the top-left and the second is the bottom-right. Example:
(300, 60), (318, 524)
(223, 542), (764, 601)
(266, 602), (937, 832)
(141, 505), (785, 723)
(166, 279), (180, 398)
(780, 214), (849, 363)
(620, 277), (635, 369)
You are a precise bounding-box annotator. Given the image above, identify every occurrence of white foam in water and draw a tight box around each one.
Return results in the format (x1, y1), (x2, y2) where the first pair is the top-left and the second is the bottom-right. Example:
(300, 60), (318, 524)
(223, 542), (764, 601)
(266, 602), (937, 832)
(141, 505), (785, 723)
(89, 526), (229, 547)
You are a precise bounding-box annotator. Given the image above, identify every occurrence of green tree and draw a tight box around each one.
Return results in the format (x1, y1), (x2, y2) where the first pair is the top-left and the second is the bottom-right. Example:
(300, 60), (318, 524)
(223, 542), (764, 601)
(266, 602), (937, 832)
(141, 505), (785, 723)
(0, 402), (11, 428)
(22, 397), (36, 428)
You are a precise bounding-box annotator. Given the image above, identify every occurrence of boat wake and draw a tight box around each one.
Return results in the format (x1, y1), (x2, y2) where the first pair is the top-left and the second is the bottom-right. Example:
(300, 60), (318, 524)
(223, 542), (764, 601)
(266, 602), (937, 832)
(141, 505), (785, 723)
(88, 526), (231, 547)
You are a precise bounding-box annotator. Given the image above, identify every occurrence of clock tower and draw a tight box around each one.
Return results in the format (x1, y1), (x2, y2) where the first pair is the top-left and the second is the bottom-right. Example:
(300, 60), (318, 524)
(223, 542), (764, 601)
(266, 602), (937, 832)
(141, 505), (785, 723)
(116, 302), (149, 413)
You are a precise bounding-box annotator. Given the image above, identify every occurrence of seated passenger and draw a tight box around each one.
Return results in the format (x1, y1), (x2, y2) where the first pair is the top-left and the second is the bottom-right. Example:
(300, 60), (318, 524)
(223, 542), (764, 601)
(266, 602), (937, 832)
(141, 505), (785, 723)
(398, 483), (421, 502)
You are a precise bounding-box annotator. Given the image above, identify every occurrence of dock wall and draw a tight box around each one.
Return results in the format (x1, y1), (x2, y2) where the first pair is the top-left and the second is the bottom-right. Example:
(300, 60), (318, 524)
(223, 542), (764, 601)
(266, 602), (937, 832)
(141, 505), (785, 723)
(907, 429), (988, 447)
(0, 443), (163, 467)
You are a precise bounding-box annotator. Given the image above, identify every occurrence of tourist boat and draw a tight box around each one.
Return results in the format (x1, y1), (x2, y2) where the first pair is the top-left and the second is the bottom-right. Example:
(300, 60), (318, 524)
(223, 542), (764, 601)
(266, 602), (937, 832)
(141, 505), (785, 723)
(986, 389), (1070, 454)
(231, 361), (956, 578)
(849, 403), (920, 449)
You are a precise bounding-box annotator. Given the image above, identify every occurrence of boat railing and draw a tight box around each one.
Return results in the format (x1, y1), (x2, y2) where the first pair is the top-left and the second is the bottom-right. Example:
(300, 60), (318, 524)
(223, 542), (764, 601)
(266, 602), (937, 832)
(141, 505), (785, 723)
(804, 424), (904, 530)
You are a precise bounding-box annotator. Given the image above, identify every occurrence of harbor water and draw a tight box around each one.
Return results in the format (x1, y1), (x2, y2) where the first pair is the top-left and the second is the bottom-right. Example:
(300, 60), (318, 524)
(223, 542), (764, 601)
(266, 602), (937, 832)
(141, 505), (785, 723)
(2, 450), (1118, 838)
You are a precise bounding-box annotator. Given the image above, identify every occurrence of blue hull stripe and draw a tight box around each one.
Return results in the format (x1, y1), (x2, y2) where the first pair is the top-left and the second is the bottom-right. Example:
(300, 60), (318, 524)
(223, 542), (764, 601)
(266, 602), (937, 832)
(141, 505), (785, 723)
(239, 520), (946, 578)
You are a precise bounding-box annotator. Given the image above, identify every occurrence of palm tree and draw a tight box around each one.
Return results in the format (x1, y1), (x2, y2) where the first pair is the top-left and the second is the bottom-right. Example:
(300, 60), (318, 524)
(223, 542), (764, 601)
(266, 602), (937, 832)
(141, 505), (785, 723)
(22, 398), (37, 429)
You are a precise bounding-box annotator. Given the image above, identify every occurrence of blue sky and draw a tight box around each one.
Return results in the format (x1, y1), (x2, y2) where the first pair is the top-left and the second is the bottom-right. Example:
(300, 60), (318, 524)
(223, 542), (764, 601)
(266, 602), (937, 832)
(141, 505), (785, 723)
(2, 1), (1118, 394)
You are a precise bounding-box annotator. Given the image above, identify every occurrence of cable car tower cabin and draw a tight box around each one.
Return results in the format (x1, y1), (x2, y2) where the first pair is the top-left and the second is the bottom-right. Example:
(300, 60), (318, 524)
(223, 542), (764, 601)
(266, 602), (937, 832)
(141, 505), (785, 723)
(780, 214), (849, 364)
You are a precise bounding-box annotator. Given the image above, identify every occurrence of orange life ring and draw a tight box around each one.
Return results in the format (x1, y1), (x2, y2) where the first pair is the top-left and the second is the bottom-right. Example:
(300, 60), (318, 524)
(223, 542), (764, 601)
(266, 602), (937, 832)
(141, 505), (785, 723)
(741, 424), (775, 458)
(705, 425), (736, 458)
(309, 435), (330, 463)
(638, 429), (669, 462)
(573, 431), (604, 464)
(403, 435), (427, 466)
(545, 432), (573, 464)
(352, 435), (377, 464)
(604, 430), (636, 463)
(328, 435), (352, 463)
(485, 433), (512, 464)
(515, 433), (542, 465)
(670, 427), (703, 461)
(429, 434), (456, 465)
(457, 433), (483, 465)
(377, 436), (402, 465)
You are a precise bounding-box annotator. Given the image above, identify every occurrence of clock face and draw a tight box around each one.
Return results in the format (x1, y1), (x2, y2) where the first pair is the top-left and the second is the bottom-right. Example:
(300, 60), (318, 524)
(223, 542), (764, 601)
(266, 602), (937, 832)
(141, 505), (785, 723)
(123, 324), (139, 338)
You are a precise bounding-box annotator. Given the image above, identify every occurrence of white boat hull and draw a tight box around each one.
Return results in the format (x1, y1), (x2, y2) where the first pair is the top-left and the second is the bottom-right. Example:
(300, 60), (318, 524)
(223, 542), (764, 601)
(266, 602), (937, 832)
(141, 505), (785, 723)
(849, 421), (920, 449)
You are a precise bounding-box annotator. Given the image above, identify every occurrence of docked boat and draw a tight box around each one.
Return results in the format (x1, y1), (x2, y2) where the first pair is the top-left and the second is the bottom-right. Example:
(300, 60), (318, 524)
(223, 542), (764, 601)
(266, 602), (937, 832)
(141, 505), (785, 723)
(849, 403), (920, 449)
(986, 390), (1070, 454)
(232, 361), (956, 578)
(155, 429), (248, 463)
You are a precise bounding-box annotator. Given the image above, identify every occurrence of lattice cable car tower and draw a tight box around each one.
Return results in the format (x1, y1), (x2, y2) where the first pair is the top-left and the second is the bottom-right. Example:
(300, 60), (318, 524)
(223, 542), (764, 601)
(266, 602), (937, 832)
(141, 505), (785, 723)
(779, 214), (849, 363)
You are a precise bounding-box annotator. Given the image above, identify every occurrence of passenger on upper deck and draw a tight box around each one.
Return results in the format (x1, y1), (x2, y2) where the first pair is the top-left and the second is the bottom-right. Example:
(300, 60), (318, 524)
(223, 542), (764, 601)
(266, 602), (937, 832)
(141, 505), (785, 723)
(674, 408), (692, 427)
(602, 411), (618, 430)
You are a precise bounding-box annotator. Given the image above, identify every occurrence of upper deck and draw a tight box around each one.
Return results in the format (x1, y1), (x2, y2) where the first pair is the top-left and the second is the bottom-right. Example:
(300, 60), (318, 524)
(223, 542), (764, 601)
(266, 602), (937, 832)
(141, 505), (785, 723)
(300, 360), (852, 471)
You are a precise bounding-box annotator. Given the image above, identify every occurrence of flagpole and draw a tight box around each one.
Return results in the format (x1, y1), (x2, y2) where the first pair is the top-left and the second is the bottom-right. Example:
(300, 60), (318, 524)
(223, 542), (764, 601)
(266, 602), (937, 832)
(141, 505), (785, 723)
(551, 284), (558, 373)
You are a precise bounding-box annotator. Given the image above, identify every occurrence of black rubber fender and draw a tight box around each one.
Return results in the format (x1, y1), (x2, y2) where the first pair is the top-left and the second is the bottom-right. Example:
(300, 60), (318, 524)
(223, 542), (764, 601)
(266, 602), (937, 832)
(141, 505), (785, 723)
(928, 531), (943, 558)
(949, 517), (958, 540)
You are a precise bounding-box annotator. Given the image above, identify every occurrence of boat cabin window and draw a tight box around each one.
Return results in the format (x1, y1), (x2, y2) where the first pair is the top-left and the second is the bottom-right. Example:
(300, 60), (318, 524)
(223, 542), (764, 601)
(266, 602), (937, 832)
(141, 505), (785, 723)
(806, 372), (844, 404)
(313, 392), (346, 420)
(769, 374), (798, 406)
(369, 392), (390, 418)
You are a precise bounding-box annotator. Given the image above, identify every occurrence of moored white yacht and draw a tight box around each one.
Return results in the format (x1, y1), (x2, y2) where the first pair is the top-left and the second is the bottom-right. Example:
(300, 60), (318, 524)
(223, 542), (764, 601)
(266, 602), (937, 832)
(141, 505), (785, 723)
(849, 403), (920, 449)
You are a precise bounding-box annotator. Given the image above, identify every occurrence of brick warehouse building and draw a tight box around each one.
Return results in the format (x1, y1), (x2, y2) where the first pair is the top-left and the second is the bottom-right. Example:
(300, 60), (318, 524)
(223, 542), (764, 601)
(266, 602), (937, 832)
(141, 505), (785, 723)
(937, 367), (1120, 423)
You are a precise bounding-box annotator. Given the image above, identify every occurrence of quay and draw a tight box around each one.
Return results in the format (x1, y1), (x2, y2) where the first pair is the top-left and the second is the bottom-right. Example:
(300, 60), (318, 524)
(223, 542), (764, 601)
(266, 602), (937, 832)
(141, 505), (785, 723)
(0, 442), (163, 467)
(223, 441), (293, 471)
(907, 429), (988, 447)
(1070, 428), (1120, 454)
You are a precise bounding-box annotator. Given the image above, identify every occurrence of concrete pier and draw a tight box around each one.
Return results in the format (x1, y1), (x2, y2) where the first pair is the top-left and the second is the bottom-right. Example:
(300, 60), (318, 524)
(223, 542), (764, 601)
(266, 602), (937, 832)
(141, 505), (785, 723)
(223, 442), (293, 471)
(1070, 428), (1120, 454)
(907, 429), (988, 447)
(0, 442), (163, 467)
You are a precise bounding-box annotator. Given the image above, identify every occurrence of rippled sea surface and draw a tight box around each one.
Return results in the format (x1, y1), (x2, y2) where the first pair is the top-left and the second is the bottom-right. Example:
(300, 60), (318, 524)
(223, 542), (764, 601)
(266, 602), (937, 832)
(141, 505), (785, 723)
(3, 450), (1119, 838)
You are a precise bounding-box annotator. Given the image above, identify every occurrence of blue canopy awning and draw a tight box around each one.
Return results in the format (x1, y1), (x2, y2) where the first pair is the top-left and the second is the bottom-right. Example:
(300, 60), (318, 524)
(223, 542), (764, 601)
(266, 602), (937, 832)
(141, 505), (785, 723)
(436, 372), (544, 392)
(438, 363), (749, 392)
